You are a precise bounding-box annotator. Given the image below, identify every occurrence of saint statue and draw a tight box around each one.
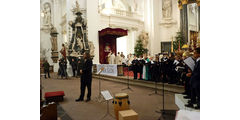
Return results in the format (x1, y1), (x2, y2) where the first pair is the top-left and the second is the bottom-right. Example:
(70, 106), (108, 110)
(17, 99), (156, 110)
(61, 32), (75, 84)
(43, 3), (51, 25)
(50, 25), (58, 51)
(88, 41), (95, 56)
(139, 31), (149, 49)
(162, 0), (172, 19)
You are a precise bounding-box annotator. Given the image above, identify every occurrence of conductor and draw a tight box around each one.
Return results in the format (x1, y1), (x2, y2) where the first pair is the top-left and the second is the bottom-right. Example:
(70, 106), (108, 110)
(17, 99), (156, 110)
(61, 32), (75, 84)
(76, 52), (93, 102)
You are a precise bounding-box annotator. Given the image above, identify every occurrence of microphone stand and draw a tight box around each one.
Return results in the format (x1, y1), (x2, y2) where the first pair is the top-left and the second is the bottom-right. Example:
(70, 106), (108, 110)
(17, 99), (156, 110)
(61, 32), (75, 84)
(155, 61), (176, 120)
(122, 64), (133, 91)
(95, 68), (105, 102)
(149, 62), (161, 96)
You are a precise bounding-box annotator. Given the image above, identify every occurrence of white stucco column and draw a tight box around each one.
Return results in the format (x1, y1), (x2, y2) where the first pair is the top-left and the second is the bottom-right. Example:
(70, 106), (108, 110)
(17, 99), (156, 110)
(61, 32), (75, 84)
(87, 0), (100, 64)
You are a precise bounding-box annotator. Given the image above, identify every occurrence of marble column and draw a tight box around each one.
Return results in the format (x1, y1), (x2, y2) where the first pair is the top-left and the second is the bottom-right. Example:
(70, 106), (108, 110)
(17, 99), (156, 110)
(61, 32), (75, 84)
(178, 0), (183, 33)
(197, 0), (200, 31)
(182, 0), (188, 44)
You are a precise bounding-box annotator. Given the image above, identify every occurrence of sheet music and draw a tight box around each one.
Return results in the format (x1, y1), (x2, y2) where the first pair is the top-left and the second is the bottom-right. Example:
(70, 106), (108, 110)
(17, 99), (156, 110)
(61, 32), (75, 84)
(101, 90), (113, 100)
(173, 60), (179, 65)
(184, 57), (195, 71)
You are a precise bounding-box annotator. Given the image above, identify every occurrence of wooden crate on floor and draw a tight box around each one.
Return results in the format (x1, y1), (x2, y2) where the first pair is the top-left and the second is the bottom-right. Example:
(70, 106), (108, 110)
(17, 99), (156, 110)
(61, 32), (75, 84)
(119, 109), (138, 120)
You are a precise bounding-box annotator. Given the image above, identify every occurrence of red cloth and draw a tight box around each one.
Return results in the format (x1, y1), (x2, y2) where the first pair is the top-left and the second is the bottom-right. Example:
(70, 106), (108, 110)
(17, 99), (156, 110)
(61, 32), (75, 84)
(44, 91), (65, 98)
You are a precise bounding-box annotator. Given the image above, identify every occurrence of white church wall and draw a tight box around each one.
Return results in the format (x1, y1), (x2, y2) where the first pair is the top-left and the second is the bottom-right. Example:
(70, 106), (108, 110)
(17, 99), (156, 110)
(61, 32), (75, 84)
(158, 0), (180, 52)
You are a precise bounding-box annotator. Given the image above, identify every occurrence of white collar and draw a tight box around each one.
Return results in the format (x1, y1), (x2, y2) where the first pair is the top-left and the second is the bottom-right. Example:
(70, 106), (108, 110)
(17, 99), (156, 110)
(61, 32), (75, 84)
(196, 57), (200, 62)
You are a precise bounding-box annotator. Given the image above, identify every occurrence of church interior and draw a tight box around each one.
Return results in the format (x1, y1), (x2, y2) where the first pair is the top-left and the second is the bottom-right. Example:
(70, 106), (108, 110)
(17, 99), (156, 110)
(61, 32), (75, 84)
(40, 0), (200, 120)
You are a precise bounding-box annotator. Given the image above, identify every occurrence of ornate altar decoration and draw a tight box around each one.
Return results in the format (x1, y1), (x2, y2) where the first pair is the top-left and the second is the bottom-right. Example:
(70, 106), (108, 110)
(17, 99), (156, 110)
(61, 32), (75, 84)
(68, 1), (90, 58)
(99, 28), (128, 64)
(50, 24), (59, 63)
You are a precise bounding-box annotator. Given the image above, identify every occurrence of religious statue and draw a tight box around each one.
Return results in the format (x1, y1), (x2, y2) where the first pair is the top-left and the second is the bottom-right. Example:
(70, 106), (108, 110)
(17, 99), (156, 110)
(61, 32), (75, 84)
(162, 0), (172, 19)
(88, 41), (95, 56)
(50, 25), (58, 51)
(43, 3), (51, 26)
(139, 31), (149, 49)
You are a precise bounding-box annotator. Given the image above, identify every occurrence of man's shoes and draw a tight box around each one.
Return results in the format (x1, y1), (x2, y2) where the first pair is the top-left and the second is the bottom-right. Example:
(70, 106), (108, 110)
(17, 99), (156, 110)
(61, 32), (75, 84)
(85, 98), (91, 102)
(75, 98), (83, 102)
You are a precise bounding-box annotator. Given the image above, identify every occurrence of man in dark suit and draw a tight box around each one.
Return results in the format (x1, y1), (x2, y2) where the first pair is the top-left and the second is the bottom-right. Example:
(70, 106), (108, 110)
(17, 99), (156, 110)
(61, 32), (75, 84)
(76, 52), (93, 102)
(71, 58), (77, 77)
(43, 59), (50, 79)
(131, 55), (138, 79)
(185, 48), (200, 109)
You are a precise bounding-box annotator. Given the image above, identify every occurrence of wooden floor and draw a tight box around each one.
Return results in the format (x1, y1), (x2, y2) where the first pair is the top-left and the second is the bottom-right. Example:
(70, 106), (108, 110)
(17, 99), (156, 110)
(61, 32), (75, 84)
(41, 73), (179, 120)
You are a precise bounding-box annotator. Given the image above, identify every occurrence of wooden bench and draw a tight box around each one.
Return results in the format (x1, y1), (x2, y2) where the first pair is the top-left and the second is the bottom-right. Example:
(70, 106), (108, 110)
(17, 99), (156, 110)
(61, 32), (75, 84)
(44, 91), (65, 104)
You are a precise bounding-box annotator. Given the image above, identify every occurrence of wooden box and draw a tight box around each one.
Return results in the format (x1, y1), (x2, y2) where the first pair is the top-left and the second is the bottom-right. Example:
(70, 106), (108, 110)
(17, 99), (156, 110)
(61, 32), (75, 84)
(119, 109), (138, 120)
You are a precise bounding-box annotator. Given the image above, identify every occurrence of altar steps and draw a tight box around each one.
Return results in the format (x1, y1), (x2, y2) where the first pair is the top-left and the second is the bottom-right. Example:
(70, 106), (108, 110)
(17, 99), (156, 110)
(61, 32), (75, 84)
(92, 74), (184, 93)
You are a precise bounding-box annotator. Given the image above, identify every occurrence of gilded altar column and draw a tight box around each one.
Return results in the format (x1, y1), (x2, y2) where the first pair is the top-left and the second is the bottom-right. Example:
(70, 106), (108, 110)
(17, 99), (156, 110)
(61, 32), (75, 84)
(182, 0), (188, 44)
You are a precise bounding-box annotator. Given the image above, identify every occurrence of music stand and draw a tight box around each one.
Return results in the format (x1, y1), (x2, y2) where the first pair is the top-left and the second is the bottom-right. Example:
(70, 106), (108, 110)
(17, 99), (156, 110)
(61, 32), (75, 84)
(100, 90), (115, 120)
(122, 64), (133, 91)
(95, 67), (105, 102)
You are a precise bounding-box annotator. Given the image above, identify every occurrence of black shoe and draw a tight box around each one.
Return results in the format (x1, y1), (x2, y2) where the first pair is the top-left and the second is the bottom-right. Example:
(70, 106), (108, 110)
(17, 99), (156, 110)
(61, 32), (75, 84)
(185, 103), (194, 108)
(75, 98), (83, 102)
(85, 98), (91, 102)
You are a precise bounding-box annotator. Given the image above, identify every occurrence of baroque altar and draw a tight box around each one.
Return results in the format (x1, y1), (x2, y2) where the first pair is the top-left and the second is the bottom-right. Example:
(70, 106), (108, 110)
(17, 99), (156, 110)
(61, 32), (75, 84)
(67, 1), (94, 59)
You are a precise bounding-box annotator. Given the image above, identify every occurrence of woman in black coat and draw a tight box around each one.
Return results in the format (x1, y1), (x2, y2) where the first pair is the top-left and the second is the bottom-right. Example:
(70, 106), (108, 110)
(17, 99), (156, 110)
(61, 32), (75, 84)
(76, 52), (93, 102)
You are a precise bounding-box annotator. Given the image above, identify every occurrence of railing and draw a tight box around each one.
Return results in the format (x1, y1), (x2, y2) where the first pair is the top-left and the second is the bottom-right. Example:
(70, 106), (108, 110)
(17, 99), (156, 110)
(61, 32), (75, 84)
(99, 8), (143, 20)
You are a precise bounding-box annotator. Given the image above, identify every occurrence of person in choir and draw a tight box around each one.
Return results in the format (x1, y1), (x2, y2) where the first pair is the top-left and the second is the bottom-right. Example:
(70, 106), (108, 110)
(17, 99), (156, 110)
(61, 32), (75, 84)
(131, 55), (138, 79)
(142, 54), (150, 80)
(174, 55), (184, 85)
(161, 53), (169, 83)
(185, 47), (200, 109)
(152, 55), (161, 82)
(181, 51), (191, 95)
(148, 56), (154, 81)
(71, 58), (77, 77)
(43, 59), (50, 79)
(129, 53), (134, 64)
(137, 55), (144, 80)
(122, 55), (127, 65)
(76, 52), (93, 102)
